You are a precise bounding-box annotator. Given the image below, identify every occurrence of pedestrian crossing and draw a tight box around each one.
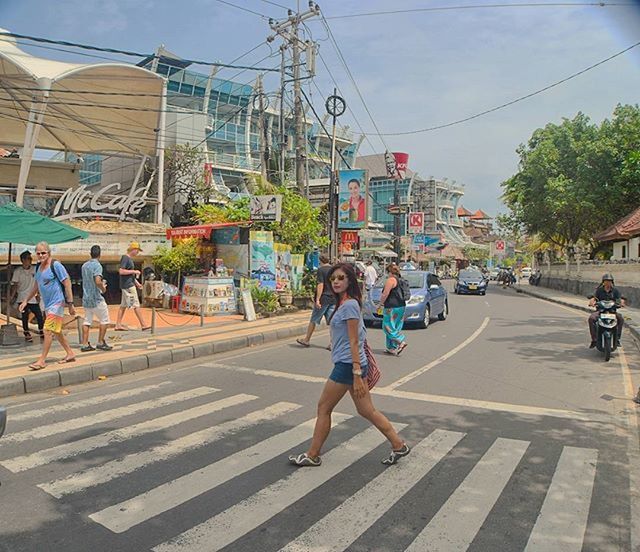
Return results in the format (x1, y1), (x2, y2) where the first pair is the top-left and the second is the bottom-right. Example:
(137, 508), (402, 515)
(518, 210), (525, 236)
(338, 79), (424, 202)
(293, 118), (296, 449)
(0, 381), (610, 551)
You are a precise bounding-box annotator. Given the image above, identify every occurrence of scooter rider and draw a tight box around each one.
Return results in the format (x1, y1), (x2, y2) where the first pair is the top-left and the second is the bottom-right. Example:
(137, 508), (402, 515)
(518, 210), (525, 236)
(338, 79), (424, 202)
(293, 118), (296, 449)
(588, 273), (625, 348)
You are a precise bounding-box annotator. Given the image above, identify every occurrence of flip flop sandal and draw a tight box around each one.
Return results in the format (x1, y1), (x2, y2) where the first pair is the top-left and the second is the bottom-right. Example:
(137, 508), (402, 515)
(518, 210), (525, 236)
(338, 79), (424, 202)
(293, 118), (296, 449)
(141, 327), (152, 331)
(28, 363), (46, 371)
(296, 338), (310, 348)
(114, 327), (130, 331)
(382, 443), (411, 466)
(395, 343), (408, 356)
(288, 452), (321, 467)
(57, 357), (76, 364)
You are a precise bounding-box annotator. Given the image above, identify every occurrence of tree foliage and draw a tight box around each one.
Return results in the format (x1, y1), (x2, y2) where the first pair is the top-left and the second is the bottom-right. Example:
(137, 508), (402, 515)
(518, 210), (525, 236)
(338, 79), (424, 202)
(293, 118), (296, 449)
(152, 238), (199, 282)
(501, 105), (640, 256)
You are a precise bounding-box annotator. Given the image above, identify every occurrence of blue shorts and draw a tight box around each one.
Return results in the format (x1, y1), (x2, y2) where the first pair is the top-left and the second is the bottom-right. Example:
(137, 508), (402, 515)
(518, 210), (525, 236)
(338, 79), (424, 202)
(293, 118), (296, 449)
(329, 362), (369, 385)
(310, 303), (335, 325)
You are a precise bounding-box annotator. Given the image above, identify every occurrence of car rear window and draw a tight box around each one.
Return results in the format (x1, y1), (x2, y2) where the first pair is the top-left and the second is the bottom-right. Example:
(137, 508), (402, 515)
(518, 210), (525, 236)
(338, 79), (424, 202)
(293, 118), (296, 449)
(459, 270), (482, 279)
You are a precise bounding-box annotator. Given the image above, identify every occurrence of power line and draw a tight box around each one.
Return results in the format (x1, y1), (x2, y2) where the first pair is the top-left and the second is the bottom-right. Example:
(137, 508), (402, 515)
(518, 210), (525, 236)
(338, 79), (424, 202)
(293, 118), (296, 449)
(211, 0), (271, 19)
(324, 2), (634, 20)
(362, 39), (640, 136)
(0, 31), (280, 72)
(319, 14), (388, 151)
(257, 0), (290, 9)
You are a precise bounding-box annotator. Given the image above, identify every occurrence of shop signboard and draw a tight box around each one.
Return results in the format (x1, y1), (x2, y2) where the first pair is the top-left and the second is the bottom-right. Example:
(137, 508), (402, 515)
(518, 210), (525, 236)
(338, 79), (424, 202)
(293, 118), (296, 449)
(385, 151), (409, 180)
(408, 212), (424, 234)
(340, 230), (359, 255)
(250, 230), (276, 290)
(290, 254), (304, 291)
(274, 243), (292, 291)
(250, 195), (282, 222)
(411, 234), (425, 251)
(337, 169), (368, 230)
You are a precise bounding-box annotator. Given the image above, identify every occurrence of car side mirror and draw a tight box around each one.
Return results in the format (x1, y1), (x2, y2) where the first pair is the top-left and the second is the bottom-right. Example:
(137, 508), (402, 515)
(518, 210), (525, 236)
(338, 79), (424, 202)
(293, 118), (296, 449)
(429, 284), (439, 290)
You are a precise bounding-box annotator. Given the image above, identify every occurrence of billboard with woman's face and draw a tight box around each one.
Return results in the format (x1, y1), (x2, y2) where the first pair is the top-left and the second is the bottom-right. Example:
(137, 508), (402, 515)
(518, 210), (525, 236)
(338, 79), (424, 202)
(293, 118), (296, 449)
(337, 169), (368, 229)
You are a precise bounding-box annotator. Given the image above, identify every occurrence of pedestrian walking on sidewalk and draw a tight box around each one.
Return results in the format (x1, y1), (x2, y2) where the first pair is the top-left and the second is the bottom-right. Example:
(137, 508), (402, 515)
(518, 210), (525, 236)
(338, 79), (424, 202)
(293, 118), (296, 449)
(289, 263), (410, 467)
(80, 245), (113, 352)
(9, 250), (44, 342)
(19, 242), (76, 370)
(364, 260), (377, 294)
(379, 263), (407, 355)
(296, 254), (335, 349)
(115, 242), (150, 331)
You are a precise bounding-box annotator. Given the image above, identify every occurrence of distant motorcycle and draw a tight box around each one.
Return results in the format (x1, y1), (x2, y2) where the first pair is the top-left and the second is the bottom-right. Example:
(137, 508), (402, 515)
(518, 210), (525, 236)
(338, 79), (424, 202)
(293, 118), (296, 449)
(529, 271), (542, 286)
(593, 300), (620, 362)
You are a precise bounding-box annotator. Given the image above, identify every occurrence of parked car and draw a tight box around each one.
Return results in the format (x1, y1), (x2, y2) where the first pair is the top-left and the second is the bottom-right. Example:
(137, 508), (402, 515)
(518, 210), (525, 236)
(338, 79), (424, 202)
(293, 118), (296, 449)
(521, 267), (532, 279)
(454, 268), (488, 295)
(489, 268), (501, 280)
(363, 270), (448, 329)
(0, 405), (6, 438)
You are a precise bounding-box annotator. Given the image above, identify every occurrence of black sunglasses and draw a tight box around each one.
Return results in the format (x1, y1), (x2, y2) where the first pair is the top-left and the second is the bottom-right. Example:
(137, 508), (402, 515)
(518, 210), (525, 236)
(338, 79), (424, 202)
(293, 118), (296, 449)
(329, 274), (346, 282)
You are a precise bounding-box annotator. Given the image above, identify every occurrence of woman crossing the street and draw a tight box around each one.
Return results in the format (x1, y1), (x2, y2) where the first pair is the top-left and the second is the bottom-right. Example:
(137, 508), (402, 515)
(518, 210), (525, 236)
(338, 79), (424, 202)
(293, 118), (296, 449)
(379, 263), (408, 356)
(288, 262), (410, 468)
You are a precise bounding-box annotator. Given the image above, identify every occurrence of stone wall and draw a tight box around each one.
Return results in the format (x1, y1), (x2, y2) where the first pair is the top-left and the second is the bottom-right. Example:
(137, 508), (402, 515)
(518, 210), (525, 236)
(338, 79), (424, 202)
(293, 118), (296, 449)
(540, 261), (640, 306)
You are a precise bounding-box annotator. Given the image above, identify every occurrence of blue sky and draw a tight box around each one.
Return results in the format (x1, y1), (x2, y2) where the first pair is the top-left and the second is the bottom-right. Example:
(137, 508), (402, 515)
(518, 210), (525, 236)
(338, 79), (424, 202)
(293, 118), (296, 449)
(2, 0), (640, 215)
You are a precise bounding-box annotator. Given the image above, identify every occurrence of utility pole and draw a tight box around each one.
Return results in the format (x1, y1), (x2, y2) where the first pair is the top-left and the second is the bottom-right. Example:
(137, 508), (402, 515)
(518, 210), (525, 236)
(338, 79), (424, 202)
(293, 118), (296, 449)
(393, 180), (402, 259)
(253, 74), (268, 183)
(326, 90), (346, 261)
(268, 2), (320, 197)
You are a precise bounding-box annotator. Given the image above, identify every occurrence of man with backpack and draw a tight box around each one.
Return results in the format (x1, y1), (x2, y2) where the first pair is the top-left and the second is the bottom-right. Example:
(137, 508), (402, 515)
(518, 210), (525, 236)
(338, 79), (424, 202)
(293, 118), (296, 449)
(19, 241), (76, 370)
(378, 263), (409, 355)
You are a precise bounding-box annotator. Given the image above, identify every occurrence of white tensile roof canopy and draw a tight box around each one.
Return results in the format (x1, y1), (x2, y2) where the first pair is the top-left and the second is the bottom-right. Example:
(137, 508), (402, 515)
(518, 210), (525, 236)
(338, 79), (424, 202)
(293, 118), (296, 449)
(0, 30), (164, 157)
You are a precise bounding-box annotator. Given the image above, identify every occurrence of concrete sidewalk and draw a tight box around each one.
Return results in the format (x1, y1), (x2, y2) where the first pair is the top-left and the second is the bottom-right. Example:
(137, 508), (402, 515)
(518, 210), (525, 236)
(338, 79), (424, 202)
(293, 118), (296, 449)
(513, 282), (640, 344)
(0, 308), (313, 398)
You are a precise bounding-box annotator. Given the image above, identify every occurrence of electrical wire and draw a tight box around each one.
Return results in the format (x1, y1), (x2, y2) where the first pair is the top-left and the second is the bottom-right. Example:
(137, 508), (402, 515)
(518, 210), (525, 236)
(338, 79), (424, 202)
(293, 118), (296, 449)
(0, 31), (280, 72)
(211, 0), (271, 19)
(319, 14), (389, 151)
(361, 39), (640, 136)
(257, 0), (291, 10)
(323, 2), (634, 20)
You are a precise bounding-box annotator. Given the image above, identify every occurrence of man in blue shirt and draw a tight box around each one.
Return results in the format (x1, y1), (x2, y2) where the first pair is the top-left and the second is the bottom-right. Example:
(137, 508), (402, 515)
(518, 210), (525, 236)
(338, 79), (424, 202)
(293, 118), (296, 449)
(80, 245), (113, 352)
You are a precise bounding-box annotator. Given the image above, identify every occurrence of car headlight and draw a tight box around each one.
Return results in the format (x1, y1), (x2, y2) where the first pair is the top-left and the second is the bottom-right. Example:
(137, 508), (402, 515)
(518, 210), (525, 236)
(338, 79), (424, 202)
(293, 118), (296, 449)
(479, 281), (486, 287)
(407, 294), (425, 305)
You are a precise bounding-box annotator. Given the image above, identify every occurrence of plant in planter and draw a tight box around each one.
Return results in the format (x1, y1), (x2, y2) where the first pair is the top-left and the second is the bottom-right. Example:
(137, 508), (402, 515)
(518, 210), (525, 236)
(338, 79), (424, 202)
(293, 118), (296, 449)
(250, 284), (279, 316)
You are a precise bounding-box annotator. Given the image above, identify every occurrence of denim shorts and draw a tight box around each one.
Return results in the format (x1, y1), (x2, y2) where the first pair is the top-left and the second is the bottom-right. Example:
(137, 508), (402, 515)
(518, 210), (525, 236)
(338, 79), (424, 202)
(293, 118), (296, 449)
(329, 362), (369, 385)
(310, 303), (335, 325)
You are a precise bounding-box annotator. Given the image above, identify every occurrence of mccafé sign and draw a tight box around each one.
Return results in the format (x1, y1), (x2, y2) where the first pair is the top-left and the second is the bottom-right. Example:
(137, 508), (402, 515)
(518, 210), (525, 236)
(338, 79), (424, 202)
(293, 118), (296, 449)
(53, 181), (151, 221)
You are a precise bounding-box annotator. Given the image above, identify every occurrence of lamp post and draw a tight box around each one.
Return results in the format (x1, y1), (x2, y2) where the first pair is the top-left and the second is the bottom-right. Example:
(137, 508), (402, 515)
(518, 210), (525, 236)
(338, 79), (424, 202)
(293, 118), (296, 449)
(325, 90), (346, 261)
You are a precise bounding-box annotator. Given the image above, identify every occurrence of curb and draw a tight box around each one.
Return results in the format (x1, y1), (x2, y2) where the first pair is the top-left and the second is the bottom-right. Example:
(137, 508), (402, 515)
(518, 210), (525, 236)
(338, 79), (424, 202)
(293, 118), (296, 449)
(0, 322), (309, 398)
(514, 286), (640, 344)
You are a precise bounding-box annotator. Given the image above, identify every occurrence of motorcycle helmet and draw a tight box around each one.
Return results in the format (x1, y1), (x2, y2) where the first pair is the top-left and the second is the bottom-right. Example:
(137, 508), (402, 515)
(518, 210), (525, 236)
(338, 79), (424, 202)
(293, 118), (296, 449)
(601, 273), (615, 283)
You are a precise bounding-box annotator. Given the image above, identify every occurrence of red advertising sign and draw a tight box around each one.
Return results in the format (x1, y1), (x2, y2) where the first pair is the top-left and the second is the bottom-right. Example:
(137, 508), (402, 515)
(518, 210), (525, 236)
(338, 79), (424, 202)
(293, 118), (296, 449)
(495, 240), (505, 251)
(340, 231), (359, 255)
(408, 212), (424, 234)
(385, 151), (410, 180)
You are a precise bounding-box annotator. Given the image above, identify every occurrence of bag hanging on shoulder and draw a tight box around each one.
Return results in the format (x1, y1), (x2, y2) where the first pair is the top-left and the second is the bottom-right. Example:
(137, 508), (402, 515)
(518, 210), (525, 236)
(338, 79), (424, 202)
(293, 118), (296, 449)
(363, 339), (381, 390)
(397, 276), (411, 303)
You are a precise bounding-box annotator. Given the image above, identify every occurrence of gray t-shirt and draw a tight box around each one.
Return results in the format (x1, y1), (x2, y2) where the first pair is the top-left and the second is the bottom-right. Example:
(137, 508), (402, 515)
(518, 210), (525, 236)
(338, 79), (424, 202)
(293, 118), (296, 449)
(119, 254), (135, 290)
(330, 298), (367, 365)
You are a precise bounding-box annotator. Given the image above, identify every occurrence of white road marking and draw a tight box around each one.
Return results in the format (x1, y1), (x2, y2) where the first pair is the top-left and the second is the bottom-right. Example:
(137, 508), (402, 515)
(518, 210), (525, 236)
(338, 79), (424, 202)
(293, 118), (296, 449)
(3, 387), (217, 444)
(385, 316), (491, 390)
(210, 363), (326, 383)
(8, 383), (171, 422)
(39, 401), (301, 498)
(90, 413), (352, 533)
(524, 446), (598, 551)
(405, 437), (529, 552)
(152, 424), (407, 552)
(279, 429), (465, 552)
(1, 394), (255, 473)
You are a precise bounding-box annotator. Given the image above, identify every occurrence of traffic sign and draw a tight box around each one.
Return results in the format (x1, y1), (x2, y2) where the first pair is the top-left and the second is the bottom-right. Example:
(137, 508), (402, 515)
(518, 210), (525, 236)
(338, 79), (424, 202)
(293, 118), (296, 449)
(408, 212), (424, 234)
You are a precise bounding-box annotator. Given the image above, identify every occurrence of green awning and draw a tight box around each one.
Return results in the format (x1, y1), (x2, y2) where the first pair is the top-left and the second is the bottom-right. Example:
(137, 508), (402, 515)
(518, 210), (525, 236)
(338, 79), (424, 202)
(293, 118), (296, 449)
(0, 202), (89, 245)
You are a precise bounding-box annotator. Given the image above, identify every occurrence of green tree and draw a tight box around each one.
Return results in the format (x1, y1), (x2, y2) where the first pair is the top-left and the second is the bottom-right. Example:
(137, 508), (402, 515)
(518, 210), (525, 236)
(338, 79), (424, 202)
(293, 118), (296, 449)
(152, 238), (199, 284)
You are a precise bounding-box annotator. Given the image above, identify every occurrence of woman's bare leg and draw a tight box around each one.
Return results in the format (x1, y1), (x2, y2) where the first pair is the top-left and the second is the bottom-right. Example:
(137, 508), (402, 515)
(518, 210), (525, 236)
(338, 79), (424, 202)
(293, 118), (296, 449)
(350, 387), (404, 450)
(307, 380), (349, 457)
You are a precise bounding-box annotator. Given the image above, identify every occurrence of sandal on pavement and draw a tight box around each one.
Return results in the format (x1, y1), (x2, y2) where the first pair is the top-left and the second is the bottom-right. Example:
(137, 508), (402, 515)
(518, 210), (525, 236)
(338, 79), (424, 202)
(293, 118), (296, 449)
(57, 357), (76, 364)
(288, 452), (321, 467)
(395, 342), (408, 356)
(28, 363), (46, 371)
(382, 443), (411, 466)
(141, 326), (152, 331)
(296, 338), (310, 348)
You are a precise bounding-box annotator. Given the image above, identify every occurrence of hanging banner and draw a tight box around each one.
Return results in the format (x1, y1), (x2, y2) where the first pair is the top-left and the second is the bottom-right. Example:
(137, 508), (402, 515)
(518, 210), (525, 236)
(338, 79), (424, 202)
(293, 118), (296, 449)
(384, 151), (409, 180)
(290, 253), (304, 291)
(274, 242), (292, 291)
(337, 169), (368, 230)
(408, 212), (424, 234)
(250, 230), (276, 289)
(250, 195), (282, 222)
(340, 230), (359, 255)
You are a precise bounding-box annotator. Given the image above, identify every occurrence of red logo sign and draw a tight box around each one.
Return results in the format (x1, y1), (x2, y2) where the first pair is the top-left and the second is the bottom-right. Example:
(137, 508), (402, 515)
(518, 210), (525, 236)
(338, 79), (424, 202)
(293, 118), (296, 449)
(408, 212), (424, 234)
(495, 240), (505, 251)
(340, 231), (359, 254)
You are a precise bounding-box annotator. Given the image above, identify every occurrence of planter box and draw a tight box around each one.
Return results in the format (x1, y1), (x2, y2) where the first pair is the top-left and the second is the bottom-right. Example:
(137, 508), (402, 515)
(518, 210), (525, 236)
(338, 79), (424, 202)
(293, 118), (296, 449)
(293, 296), (314, 309)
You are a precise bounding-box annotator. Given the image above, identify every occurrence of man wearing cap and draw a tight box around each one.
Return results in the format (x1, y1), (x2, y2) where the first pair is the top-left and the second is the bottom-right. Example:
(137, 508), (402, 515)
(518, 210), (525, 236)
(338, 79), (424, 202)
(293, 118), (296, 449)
(115, 242), (149, 331)
(588, 273), (625, 348)
(9, 250), (44, 341)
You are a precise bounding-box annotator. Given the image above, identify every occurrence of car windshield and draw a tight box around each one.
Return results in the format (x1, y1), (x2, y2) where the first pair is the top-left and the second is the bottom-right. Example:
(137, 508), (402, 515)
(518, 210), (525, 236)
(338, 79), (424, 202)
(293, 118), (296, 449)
(374, 272), (425, 288)
(459, 270), (482, 279)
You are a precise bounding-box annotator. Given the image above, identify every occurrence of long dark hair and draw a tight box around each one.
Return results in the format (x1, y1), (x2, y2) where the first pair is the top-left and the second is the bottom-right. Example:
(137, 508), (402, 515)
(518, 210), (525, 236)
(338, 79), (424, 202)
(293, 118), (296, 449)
(328, 262), (362, 306)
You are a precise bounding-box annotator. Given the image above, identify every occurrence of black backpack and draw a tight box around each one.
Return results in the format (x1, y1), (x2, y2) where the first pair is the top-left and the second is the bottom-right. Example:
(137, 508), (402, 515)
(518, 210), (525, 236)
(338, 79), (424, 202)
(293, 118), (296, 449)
(396, 276), (411, 303)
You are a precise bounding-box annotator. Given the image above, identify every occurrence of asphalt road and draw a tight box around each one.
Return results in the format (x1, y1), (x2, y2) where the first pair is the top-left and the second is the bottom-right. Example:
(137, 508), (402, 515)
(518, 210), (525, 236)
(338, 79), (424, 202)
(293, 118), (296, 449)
(1, 282), (638, 552)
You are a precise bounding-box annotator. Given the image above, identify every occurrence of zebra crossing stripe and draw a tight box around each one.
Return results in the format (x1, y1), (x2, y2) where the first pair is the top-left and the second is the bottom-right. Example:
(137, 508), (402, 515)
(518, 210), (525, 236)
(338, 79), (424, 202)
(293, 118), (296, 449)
(89, 413), (352, 534)
(524, 446), (598, 551)
(279, 428), (465, 552)
(3, 387), (218, 444)
(151, 424), (407, 552)
(405, 437), (530, 552)
(0, 394), (257, 473)
(39, 401), (302, 498)
(8, 383), (171, 422)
